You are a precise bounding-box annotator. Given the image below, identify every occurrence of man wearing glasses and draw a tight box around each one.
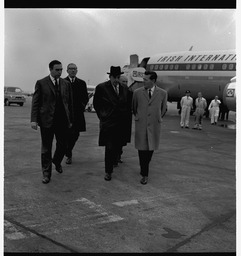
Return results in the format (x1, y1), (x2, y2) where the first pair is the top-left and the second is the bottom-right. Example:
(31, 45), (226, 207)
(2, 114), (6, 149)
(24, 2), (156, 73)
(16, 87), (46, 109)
(64, 63), (89, 165)
(31, 60), (74, 184)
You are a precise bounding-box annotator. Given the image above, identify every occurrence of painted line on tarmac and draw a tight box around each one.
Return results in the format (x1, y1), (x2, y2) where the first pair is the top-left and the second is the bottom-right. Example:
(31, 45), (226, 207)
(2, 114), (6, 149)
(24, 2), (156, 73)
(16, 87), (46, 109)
(165, 209), (236, 252)
(73, 198), (124, 224)
(4, 220), (36, 240)
(4, 217), (80, 253)
(112, 199), (139, 207)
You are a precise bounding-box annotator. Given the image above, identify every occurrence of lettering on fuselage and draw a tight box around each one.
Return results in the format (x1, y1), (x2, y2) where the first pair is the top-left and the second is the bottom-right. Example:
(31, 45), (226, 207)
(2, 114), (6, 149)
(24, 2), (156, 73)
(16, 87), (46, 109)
(156, 53), (236, 63)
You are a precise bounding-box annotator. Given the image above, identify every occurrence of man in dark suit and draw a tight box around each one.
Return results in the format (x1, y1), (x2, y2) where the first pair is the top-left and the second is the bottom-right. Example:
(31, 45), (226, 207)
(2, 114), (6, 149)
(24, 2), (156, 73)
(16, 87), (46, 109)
(64, 63), (89, 164)
(31, 60), (74, 184)
(93, 66), (131, 181)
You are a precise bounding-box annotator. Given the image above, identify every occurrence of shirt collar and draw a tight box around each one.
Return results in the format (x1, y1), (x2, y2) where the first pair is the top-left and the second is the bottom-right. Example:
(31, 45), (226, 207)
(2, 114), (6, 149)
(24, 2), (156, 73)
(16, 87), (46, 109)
(69, 76), (75, 82)
(50, 75), (59, 83)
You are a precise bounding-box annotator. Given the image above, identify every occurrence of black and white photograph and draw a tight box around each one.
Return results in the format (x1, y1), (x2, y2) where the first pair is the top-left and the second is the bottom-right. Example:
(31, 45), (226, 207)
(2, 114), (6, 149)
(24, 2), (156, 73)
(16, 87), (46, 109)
(3, 8), (237, 254)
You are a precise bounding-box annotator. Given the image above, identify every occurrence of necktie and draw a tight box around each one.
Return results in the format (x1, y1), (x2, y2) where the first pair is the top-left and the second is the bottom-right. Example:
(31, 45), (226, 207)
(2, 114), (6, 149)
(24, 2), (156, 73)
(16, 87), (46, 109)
(148, 89), (152, 99)
(71, 78), (74, 83)
(114, 85), (119, 95)
(54, 78), (58, 88)
(54, 78), (59, 94)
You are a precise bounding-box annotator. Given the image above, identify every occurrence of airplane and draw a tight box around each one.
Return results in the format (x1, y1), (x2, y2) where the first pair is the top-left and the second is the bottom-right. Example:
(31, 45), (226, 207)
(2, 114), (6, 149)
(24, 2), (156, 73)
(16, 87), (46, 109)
(222, 76), (236, 112)
(122, 49), (236, 115)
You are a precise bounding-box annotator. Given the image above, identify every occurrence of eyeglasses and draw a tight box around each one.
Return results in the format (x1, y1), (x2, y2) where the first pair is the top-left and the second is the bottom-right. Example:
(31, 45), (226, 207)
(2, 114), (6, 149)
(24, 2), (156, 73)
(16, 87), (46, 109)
(68, 68), (77, 70)
(55, 69), (63, 71)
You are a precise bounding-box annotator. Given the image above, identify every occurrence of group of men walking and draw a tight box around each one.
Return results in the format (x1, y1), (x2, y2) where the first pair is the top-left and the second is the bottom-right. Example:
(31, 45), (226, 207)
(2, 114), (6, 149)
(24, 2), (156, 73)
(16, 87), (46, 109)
(31, 61), (167, 185)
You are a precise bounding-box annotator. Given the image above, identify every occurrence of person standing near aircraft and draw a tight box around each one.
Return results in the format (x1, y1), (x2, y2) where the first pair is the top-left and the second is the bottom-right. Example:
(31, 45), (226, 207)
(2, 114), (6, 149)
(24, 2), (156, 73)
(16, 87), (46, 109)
(193, 92), (207, 130)
(132, 71), (167, 185)
(93, 66), (130, 181)
(208, 96), (221, 125)
(31, 60), (74, 184)
(180, 90), (193, 128)
(64, 63), (89, 164)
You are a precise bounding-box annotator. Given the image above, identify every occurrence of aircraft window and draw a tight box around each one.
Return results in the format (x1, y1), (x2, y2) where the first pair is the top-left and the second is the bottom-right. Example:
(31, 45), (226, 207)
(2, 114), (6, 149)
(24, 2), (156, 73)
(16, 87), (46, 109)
(164, 65), (168, 70)
(174, 64), (179, 70)
(191, 64), (196, 70)
(186, 64), (190, 70)
(222, 64), (227, 70)
(228, 64), (234, 70)
(209, 64), (214, 70)
(203, 64), (208, 70)
(159, 64), (163, 70)
(197, 64), (202, 70)
(169, 64), (174, 70)
(150, 65), (154, 70)
(154, 64), (159, 70)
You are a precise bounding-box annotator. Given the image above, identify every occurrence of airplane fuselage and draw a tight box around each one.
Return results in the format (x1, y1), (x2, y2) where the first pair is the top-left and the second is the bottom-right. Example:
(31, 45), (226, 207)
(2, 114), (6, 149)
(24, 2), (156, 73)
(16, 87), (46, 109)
(143, 50), (236, 106)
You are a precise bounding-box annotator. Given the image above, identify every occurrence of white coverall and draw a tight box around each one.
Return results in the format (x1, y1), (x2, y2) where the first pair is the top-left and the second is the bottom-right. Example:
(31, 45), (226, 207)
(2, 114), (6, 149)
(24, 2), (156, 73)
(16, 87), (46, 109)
(180, 96), (193, 127)
(208, 99), (221, 124)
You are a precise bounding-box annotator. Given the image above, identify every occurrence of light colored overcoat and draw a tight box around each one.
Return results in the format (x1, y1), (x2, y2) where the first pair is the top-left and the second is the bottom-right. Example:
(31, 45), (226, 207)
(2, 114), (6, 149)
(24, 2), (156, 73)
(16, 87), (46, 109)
(132, 86), (167, 150)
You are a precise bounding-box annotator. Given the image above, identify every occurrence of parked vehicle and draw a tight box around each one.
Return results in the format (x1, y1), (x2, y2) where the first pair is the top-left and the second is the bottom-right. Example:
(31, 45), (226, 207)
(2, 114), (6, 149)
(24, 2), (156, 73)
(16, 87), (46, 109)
(4, 86), (26, 106)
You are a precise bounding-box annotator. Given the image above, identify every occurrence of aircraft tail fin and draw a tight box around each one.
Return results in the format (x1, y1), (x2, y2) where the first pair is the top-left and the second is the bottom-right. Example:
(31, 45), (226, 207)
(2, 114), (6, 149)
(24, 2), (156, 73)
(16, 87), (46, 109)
(130, 54), (139, 68)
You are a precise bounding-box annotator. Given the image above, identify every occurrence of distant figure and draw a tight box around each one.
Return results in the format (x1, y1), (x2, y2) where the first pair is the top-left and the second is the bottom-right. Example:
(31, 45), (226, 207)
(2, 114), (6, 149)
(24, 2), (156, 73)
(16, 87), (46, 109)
(208, 96), (221, 125)
(64, 63), (89, 164)
(30, 60), (74, 184)
(117, 75), (133, 164)
(180, 90), (193, 128)
(93, 66), (131, 181)
(193, 92), (207, 130)
(132, 71), (167, 185)
(219, 103), (229, 121)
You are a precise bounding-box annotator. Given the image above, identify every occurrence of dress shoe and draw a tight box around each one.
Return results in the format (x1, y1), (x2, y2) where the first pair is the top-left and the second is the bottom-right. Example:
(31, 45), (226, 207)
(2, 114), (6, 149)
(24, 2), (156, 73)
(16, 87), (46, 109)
(118, 159), (123, 163)
(42, 176), (50, 184)
(55, 165), (63, 173)
(140, 176), (148, 185)
(66, 157), (72, 164)
(104, 173), (112, 181)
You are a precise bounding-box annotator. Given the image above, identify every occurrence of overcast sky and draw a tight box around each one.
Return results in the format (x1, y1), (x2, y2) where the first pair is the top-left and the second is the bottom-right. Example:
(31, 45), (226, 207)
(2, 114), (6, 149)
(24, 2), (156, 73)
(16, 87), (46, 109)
(4, 9), (236, 92)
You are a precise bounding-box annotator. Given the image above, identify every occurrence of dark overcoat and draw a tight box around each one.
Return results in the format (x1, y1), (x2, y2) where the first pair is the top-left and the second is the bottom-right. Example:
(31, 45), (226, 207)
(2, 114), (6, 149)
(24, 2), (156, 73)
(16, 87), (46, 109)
(65, 77), (89, 132)
(31, 76), (74, 128)
(93, 80), (131, 146)
(132, 86), (167, 150)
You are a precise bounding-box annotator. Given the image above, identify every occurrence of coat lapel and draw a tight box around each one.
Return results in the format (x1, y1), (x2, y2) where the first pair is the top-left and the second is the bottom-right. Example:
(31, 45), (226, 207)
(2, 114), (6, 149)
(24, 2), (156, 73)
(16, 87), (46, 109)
(106, 81), (119, 101)
(149, 87), (159, 103)
(142, 88), (149, 101)
(48, 76), (56, 95)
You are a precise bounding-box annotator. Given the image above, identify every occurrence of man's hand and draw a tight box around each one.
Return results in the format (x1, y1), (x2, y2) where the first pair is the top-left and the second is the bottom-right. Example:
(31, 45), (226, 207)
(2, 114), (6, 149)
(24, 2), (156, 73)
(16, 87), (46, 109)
(31, 122), (38, 130)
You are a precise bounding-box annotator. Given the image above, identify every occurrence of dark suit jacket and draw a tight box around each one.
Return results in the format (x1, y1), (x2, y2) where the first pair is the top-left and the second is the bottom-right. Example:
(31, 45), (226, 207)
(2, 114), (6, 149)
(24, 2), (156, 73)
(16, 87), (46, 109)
(31, 75), (74, 128)
(93, 80), (131, 146)
(65, 77), (89, 131)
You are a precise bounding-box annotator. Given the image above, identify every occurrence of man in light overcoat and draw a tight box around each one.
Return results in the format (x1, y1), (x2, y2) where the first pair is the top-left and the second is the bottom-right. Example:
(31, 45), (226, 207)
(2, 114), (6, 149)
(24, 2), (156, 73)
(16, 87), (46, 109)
(132, 71), (167, 185)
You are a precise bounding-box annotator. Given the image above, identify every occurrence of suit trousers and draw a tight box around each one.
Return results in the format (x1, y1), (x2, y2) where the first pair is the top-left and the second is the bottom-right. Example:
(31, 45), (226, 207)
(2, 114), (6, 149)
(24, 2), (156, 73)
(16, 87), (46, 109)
(138, 150), (154, 177)
(40, 124), (68, 177)
(66, 126), (80, 158)
(105, 137), (122, 174)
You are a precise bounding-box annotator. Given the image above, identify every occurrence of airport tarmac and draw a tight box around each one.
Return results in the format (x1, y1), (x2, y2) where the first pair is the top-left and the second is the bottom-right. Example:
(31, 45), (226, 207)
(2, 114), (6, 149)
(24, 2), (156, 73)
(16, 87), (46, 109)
(4, 97), (236, 253)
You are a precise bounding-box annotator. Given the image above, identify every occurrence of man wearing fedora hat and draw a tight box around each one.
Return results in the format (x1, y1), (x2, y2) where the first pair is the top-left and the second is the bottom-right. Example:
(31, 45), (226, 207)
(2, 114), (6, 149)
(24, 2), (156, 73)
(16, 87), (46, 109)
(93, 66), (131, 181)
(180, 90), (193, 128)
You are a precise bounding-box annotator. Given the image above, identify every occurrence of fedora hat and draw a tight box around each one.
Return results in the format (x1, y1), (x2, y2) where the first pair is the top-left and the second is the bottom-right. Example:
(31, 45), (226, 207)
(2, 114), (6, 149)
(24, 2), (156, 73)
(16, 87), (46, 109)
(107, 66), (124, 76)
